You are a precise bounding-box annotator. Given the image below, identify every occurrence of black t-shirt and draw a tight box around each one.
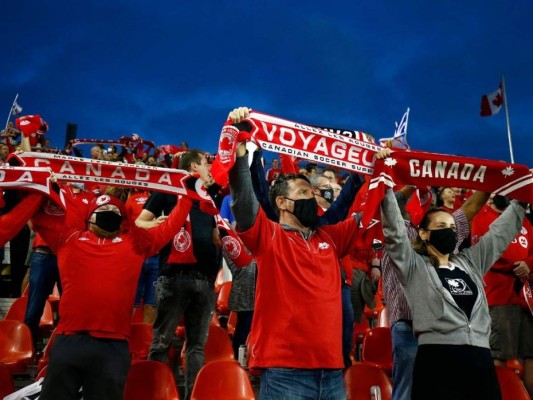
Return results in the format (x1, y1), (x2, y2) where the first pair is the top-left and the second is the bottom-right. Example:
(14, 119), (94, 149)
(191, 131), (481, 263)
(437, 264), (479, 320)
(143, 191), (220, 280)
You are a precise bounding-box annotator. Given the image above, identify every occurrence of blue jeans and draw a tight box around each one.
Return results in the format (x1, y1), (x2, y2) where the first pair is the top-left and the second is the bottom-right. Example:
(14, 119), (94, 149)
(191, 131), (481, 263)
(391, 321), (418, 400)
(260, 368), (346, 400)
(24, 252), (60, 340)
(341, 285), (354, 369)
(134, 255), (159, 306)
(148, 274), (215, 400)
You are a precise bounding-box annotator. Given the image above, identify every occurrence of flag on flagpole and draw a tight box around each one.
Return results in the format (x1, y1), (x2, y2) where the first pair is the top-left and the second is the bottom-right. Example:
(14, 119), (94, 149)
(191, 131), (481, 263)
(480, 80), (503, 116)
(11, 100), (22, 116)
(379, 108), (410, 149)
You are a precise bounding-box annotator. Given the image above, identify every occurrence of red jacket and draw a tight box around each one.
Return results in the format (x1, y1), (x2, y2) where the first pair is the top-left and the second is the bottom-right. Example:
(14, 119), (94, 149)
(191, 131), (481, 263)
(472, 205), (533, 306)
(32, 197), (193, 339)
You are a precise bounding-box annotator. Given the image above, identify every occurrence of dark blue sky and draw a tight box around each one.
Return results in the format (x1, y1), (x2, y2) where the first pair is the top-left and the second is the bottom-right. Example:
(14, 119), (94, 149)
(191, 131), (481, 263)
(2, 1), (531, 166)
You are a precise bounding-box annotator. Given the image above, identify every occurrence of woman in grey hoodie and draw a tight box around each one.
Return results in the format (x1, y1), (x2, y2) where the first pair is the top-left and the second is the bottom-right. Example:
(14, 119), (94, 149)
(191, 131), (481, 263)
(378, 152), (530, 400)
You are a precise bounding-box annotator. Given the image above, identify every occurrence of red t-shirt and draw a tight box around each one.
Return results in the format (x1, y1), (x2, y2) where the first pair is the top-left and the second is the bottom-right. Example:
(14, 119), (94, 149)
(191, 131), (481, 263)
(238, 208), (361, 369)
(472, 205), (533, 306)
(266, 168), (282, 184)
(31, 197), (193, 340)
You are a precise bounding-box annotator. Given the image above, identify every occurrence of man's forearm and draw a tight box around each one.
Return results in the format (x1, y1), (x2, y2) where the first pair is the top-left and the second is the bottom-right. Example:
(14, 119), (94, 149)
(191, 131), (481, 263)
(229, 153), (259, 231)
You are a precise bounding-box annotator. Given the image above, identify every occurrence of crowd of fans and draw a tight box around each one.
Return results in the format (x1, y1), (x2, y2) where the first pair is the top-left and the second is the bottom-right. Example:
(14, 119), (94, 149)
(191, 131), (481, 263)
(0, 108), (532, 400)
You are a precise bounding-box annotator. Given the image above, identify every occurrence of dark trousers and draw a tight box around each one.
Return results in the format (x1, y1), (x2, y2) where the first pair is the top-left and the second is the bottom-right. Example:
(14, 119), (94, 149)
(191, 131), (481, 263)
(232, 310), (254, 359)
(9, 225), (30, 297)
(413, 344), (502, 400)
(39, 334), (130, 400)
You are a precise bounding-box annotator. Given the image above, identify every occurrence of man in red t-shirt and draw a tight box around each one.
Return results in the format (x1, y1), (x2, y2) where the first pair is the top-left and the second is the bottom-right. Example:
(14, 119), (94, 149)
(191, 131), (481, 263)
(228, 107), (363, 399)
(265, 158), (282, 185)
(33, 189), (194, 400)
(472, 194), (533, 396)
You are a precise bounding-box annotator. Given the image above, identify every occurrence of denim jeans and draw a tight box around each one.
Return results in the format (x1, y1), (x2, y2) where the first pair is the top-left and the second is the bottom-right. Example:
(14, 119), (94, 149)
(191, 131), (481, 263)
(391, 321), (418, 400)
(24, 252), (60, 340)
(148, 274), (215, 400)
(260, 368), (346, 400)
(341, 285), (354, 369)
(134, 255), (159, 306)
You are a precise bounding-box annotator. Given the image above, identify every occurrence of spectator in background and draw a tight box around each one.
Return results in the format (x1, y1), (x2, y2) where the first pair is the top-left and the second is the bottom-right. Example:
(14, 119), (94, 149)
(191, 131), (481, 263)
(322, 167), (337, 184)
(436, 186), (457, 212)
(310, 174), (334, 210)
(90, 145), (104, 160)
(0, 143), (9, 166)
(305, 162), (317, 177)
(136, 149), (221, 400)
(265, 158), (282, 185)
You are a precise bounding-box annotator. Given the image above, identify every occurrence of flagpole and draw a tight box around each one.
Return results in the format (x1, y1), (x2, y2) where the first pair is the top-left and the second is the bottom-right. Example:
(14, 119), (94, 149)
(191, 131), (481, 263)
(5, 93), (18, 129)
(501, 75), (514, 163)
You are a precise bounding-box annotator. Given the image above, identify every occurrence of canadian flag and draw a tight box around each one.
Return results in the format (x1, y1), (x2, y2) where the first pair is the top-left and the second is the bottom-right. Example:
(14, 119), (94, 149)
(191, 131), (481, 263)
(480, 81), (504, 116)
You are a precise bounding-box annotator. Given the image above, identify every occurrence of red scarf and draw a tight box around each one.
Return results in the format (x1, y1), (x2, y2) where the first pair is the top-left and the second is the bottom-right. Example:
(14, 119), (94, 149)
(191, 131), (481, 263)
(13, 152), (210, 202)
(216, 215), (254, 267)
(0, 166), (65, 208)
(361, 150), (533, 228)
(211, 110), (379, 187)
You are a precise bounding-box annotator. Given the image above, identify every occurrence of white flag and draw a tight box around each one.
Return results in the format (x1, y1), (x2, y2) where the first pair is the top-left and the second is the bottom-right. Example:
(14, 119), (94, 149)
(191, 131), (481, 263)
(11, 100), (22, 116)
(379, 108), (410, 149)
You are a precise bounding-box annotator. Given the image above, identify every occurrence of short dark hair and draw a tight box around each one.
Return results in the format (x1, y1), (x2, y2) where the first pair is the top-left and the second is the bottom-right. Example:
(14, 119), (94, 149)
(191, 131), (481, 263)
(269, 173), (310, 216)
(179, 149), (204, 172)
(305, 163), (317, 173)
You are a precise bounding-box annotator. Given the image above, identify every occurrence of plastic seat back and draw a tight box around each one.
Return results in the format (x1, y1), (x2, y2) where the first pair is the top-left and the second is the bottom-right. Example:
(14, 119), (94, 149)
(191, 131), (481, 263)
(361, 327), (393, 375)
(181, 325), (234, 369)
(129, 323), (153, 361)
(496, 365), (530, 400)
(191, 360), (255, 400)
(123, 360), (180, 400)
(4, 296), (54, 333)
(377, 306), (390, 328)
(0, 320), (35, 373)
(344, 363), (392, 400)
(0, 362), (15, 399)
(216, 281), (232, 315)
(37, 329), (57, 373)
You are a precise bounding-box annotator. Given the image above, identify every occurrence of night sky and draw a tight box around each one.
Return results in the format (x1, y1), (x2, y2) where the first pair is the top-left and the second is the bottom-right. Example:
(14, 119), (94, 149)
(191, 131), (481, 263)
(2, 1), (531, 166)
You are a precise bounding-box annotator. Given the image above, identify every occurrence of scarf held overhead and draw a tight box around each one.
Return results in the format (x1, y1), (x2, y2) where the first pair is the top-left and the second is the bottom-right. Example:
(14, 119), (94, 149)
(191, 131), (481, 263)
(13, 152), (210, 202)
(361, 150), (533, 227)
(211, 110), (381, 187)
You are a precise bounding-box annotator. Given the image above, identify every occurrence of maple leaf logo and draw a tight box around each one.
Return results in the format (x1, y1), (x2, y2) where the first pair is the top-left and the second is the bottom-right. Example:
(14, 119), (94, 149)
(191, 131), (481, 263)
(492, 92), (503, 107)
(501, 166), (515, 177)
(219, 135), (234, 152)
(384, 157), (397, 167)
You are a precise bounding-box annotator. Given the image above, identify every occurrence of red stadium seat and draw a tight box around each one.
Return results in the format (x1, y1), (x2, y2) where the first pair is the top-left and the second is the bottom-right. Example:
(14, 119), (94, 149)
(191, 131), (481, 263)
(190, 360), (255, 400)
(496, 365), (530, 400)
(506, 358), (524, 378)
(129, 323), (154, 362)
(123, 360), (180, 400)
(361, 327), (393, 375)
(0, 320), (35, 373)
(344, 363), (392, 400)
(377, 306), (390, 328)
(0, 362), (15, 399)
(181, 325), (234, 368)
(4, 296), (54, 335)
(37, 329), (57, 374)
(216, 281), (232, 316)
(227, 311), (237, 338)
(35, 365), (47, 381)
(352, 317), (371, 362)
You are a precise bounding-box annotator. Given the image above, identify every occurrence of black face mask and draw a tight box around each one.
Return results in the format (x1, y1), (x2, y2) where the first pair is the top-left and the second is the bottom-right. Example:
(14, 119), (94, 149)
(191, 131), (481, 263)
(492, 195), (511, 211)
(319, 188), (334, 204)
(284, 197), (319, 229)
(427, 228), (457, 255)
(92, 211), (122, 232)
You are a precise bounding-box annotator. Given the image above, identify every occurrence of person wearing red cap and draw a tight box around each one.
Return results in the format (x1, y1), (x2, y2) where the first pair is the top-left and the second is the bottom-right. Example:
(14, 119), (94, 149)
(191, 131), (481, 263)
(32, 188), (196, 400)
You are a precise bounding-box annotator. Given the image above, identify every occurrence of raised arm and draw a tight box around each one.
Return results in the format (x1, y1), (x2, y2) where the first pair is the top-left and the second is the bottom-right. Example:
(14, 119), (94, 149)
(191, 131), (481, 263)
(460, 199), (527, 275)
(0, 192), (44, 247)
(381, 188), (418, 286)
